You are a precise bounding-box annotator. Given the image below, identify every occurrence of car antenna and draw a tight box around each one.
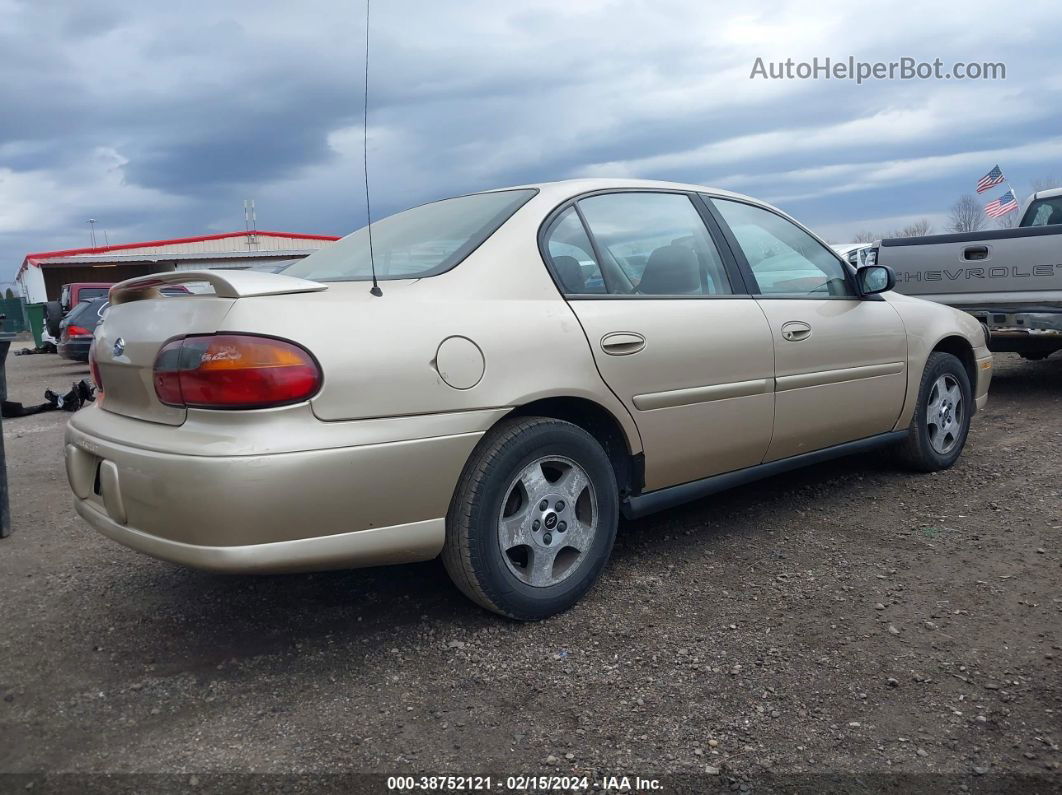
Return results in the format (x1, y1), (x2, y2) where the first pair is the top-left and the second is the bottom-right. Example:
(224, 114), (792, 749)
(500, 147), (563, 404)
(363, 0), (382, 297)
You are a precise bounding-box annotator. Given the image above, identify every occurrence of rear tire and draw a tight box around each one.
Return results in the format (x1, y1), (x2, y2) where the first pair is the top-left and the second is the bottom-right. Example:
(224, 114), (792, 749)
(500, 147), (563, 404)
(442, 417), (619, 620)
(44, 301), (63, 338)
(896, 352), (972, 472)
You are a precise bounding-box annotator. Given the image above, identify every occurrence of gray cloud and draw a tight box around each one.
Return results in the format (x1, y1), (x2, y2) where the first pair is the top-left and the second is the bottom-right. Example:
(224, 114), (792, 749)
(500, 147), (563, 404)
(2, 0), (1061, 279)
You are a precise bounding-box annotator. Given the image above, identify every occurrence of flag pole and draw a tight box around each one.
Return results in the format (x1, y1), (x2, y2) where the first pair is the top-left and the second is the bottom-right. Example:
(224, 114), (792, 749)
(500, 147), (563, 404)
(1008, 181), (1020, 208)
(1002, 181), (1020, 221)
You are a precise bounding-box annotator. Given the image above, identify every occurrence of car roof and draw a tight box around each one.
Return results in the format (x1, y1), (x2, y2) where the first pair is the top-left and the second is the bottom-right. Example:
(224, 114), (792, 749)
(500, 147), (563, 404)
(485, 178), (795, 225)
(495, 177), (755, 202)
(1031, 186), (1062, 200)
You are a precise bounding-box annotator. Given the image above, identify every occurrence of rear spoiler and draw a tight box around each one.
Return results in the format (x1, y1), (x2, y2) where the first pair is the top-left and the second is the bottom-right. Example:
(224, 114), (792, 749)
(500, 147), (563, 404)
(109, 270), (327, 304)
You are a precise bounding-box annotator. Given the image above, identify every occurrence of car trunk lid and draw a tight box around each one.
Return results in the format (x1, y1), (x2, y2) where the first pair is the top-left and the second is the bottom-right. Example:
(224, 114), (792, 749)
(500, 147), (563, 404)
(94, 270), (326, 426)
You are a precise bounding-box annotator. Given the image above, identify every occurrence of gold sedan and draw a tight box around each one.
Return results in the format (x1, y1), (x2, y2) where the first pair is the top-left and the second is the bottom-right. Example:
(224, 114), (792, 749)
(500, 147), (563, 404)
(65, 179), (992, 619)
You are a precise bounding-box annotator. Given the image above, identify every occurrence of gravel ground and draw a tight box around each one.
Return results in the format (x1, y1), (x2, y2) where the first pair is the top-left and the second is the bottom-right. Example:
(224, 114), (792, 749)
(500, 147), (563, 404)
(0, 347), (1059, 792)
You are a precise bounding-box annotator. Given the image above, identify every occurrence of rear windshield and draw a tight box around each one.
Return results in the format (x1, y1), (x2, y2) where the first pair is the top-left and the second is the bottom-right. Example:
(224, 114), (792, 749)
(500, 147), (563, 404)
(284, 189), (537, 281)
(1021, 196), (1062, 227)
(66, 299), (108, 328)
(77, 287), (109, 301)
(64, 301), (94, 324)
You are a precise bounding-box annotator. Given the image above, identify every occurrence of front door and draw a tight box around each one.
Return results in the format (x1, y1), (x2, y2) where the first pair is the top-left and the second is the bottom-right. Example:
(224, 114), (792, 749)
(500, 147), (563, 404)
(542, 191), (776, 491)
(708, 196), (908, 461)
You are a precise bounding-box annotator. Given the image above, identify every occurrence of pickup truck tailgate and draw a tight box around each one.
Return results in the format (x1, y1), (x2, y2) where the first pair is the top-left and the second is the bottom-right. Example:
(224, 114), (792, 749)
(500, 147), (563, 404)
(877, 227), (1062, 309)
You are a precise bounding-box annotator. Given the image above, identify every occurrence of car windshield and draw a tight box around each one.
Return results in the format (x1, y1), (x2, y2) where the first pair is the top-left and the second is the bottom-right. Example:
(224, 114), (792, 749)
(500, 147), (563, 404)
(284, 189), (537, 281)
(1021, 196), (1062, 226)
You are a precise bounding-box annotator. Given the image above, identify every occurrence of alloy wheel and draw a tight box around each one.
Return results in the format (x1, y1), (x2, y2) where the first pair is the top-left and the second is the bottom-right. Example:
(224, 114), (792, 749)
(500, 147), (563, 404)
(496, 456), (598, 588)
(926, 374), (964, 455)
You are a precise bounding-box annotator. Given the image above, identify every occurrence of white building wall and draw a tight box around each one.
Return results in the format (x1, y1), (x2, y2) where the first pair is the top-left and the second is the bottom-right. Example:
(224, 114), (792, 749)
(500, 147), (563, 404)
(173, 257), (303, 273)
(17, 263), (47, 304)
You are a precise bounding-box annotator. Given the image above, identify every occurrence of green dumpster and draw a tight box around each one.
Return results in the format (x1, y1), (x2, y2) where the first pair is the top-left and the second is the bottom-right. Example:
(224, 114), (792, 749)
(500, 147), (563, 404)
(25, 303), (45, 348)
(0, 298), (26, 334)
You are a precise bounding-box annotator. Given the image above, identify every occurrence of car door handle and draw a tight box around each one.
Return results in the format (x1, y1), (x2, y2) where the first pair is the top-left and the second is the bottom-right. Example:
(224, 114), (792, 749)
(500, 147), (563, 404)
(963, 245), (989, 261)
(780, 321), (812, 342)
(600, 332), (645, 356)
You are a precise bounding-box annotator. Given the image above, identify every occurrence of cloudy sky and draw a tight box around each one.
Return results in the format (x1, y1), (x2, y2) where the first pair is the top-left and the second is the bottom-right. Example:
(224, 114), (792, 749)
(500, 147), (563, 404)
(2, 0), (1061, 281)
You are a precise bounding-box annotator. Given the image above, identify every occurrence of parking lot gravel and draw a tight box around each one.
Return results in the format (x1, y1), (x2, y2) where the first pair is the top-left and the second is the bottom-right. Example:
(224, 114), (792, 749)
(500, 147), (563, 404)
(0, 347), (1059, 790)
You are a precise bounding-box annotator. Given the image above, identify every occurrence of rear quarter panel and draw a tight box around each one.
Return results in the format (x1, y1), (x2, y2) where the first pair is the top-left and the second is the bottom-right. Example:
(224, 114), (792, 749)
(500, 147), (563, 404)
(220, 194), (644, 454)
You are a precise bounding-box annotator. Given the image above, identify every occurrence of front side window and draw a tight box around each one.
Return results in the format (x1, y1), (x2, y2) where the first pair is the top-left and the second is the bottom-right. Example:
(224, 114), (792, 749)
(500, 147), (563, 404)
(711, 197), (853, 297)
(284, 189), (536, 281)
(574, 192), (733, 296)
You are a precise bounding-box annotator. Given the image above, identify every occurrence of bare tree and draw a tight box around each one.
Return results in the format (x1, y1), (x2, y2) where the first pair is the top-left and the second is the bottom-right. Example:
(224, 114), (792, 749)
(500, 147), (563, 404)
(996, 211), (1019, 229)
(852, 230), (878, 244)
(1031, 175), (1062, 192)
(889, 219), (933, 238)
(948, 194), (986, 233)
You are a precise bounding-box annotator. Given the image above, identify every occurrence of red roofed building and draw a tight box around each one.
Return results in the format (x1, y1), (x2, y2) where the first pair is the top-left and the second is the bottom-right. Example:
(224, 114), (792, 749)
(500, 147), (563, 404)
(16, 230), (340, 304)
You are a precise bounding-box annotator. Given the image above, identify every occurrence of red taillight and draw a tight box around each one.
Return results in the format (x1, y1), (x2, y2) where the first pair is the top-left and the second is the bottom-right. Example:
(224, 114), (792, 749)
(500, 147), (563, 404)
(65, 324), (91, 338)
(89, 340), (104, 392)
(152, 334), (321, 409)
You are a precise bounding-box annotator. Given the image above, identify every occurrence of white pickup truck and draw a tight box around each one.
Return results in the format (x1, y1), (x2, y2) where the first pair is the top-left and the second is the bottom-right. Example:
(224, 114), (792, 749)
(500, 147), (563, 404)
(856, 189), (1062, 360)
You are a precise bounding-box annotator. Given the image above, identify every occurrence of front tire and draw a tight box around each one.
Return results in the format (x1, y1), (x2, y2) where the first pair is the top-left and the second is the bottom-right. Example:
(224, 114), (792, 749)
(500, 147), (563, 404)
(896, 352), (972, 472)
(442, 417), (619, 620)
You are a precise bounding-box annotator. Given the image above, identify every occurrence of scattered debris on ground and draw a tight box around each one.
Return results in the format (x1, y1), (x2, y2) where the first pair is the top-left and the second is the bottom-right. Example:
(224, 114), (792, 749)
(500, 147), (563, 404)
(0, 352), (1059, 783)
(2, 378), (95, 418)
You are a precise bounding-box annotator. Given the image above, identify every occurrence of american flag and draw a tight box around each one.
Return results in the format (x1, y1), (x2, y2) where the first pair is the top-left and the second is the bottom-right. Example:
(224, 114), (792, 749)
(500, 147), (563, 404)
(976, 165), (1006, 193)
(984, 190), (1018, 218)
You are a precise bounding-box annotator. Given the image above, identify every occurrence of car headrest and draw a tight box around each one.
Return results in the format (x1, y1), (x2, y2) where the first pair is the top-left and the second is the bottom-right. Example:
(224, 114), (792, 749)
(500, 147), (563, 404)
(552, 255), (586, 293)
(638, 244), (700, 295)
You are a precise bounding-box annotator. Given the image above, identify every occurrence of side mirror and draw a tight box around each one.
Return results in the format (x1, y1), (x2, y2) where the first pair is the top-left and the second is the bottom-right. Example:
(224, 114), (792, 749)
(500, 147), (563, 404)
(857, 265), (896, 296)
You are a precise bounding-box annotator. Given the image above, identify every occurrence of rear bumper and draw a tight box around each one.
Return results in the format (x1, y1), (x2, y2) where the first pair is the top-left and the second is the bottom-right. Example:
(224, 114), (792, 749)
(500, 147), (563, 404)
(64, 404), (499, 573)
(74, 500), (443, 573)
(975, 352), (992, 412)
(966, 309), (1062, 354)
(57, 338), (91, 362)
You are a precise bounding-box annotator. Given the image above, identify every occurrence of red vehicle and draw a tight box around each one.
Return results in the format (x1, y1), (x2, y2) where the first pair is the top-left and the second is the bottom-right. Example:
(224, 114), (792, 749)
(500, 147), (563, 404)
(45, 282), (114, 338)
(60, 282), (112, 313)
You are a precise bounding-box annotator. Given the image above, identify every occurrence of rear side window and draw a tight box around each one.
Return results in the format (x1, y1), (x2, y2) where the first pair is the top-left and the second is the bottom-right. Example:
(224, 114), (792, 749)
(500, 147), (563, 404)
(284, 189), (537, 281)
(711, 198), (853, 297)
(1022, 196), (1062, 226)
(543, 208), (607, 294)
(567, 192), (733, 296)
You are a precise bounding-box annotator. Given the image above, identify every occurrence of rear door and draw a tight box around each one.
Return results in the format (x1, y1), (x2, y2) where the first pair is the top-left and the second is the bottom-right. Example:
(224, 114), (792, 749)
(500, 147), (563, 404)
(706, 196), (908, 461)
(544, 190), (775, 491)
